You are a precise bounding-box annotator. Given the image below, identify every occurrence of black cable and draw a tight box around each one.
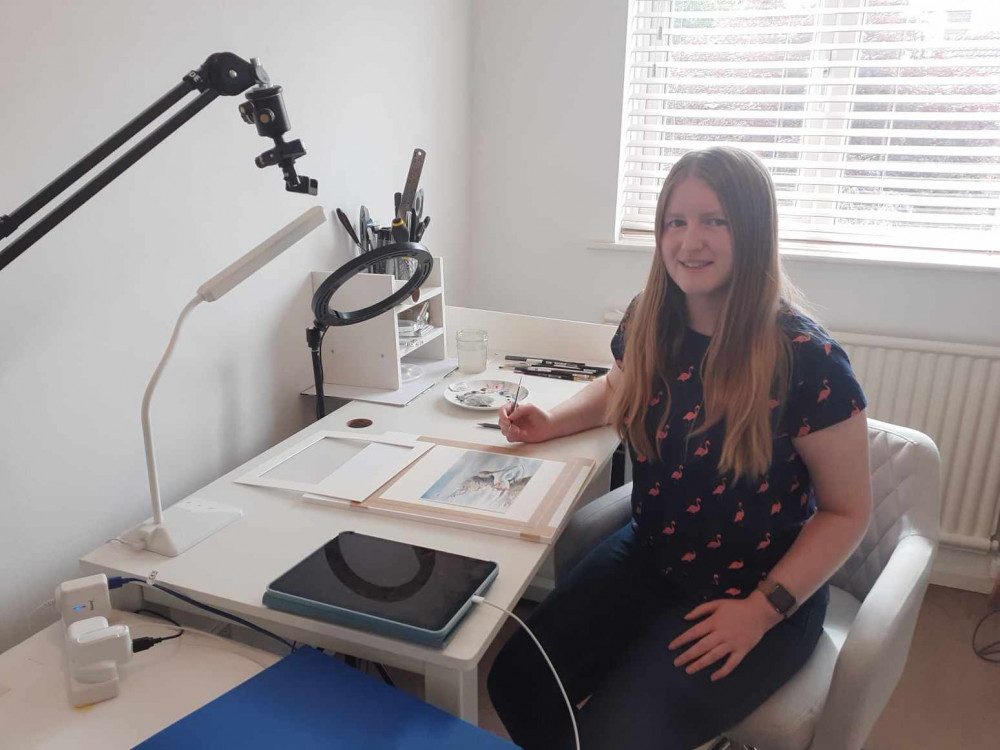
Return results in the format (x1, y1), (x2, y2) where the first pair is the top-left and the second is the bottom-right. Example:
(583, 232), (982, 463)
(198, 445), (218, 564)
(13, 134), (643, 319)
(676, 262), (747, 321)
(307, 325), (328, 420)
(135, 608), (182, 627)
(972, 608), (1000, 663)
(132, 631), (182, 653)
(353, 657), (395, 686)
(375, 662), (396, 687)
(109, 576), (294, 652)
(133, 607), (184, 646)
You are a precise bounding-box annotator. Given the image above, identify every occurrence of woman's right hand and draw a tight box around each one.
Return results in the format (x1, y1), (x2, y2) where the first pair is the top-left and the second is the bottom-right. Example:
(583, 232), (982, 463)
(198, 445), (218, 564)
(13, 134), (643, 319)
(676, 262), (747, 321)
(498, 402), (556, 444)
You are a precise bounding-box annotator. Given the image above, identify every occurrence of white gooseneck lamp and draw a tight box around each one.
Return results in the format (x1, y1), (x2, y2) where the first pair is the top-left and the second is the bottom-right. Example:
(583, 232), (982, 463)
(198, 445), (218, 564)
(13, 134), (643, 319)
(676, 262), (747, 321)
(120, 205), (326, 556)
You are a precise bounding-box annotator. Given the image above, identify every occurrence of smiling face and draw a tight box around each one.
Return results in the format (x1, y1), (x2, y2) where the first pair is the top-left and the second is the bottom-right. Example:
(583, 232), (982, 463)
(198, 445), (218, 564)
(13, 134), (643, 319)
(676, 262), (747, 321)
(659, 175), (734, 311)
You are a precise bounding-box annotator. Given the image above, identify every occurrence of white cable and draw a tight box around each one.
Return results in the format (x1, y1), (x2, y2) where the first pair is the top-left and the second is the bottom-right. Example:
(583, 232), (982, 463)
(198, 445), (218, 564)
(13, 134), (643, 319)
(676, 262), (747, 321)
(472, 595), (580, 750)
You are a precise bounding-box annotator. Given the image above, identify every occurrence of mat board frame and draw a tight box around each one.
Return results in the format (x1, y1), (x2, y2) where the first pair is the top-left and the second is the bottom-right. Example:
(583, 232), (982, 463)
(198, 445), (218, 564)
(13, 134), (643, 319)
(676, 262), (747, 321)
(235, 431), (432, 502)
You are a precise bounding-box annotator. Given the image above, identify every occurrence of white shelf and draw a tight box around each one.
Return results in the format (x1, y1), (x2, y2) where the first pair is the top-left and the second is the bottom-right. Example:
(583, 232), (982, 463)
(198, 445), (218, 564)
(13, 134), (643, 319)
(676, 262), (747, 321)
(398, 327), (445, 357)
(395, 286), (443, 314)
(310, 256), (446, 392)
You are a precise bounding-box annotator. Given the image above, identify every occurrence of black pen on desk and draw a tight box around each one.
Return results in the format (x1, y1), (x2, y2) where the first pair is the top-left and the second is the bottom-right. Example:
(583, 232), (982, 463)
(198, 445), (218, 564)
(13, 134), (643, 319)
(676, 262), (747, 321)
(477, 422), (502, 430)
(505, 355), (589, 369)
(515, 368), (594, 383)
(501, 364), (605, 376)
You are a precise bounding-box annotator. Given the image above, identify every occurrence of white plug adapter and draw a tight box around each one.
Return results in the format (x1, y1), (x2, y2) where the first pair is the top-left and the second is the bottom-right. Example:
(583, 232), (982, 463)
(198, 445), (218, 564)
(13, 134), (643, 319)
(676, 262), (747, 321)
(65, 616), (132, 707)
(55, 574), (113, 628)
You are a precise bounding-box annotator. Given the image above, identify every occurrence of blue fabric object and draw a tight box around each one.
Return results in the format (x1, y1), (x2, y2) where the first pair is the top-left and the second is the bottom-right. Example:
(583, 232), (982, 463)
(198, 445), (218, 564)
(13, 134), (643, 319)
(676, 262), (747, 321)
(138, 647), (516, 749)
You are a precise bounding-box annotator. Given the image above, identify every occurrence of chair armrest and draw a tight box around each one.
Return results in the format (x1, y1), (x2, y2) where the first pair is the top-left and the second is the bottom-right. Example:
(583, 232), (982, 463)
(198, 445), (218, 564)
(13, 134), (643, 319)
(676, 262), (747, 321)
(810, 534), (936, 750)
(554, 483), (633, 581)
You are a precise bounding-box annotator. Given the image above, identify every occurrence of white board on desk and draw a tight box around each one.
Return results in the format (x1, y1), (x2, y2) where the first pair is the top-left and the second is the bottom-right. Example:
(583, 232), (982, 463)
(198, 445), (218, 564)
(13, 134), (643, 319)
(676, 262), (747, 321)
(234, 431), (431, 503)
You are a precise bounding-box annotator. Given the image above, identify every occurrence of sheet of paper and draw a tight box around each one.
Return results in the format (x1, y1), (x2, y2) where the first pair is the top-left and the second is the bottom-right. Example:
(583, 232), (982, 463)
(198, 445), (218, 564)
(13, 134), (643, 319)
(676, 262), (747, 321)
(381, 445), (565, 522)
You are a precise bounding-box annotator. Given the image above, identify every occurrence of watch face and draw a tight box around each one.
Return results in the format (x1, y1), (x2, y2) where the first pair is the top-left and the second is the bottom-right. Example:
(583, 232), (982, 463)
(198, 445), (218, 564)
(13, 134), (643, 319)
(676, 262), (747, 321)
(768, 583), (796, 614)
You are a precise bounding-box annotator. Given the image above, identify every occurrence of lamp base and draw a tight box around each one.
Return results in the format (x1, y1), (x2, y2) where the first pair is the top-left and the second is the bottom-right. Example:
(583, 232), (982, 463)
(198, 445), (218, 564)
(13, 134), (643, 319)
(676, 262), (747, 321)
(119, 497), (243, 557)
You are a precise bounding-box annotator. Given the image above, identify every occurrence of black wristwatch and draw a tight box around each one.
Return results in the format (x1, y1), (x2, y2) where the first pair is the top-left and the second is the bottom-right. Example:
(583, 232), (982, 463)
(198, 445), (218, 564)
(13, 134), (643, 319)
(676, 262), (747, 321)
(758, 578), (797, 618)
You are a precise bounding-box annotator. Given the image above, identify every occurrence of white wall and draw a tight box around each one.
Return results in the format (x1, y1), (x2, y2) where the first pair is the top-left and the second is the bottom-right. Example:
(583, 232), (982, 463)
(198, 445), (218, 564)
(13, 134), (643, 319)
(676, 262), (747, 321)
(0, 0), (472, 651)
(468, 0), (1000, 348)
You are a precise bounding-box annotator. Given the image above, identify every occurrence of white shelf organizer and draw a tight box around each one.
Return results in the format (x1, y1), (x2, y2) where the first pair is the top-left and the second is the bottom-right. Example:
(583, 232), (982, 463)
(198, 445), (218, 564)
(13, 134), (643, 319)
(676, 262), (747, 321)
(309, 256), (447, 392)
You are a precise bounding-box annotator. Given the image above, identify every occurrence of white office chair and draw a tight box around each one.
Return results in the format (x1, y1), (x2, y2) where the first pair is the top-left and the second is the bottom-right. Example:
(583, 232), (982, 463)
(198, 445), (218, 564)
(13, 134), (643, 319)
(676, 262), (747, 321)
(553, 418), (941, 750)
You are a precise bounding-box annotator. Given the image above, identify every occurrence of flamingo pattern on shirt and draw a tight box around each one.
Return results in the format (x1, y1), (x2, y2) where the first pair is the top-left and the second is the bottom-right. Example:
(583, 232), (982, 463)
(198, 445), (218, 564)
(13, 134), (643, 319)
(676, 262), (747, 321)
(611, 295), (867, 600)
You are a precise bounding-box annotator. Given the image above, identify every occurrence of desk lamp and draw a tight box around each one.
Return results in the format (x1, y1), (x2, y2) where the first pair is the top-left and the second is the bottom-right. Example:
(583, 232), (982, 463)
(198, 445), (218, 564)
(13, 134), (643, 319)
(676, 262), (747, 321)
(0, 52), (319, 557)
(118, 206), (326, 556)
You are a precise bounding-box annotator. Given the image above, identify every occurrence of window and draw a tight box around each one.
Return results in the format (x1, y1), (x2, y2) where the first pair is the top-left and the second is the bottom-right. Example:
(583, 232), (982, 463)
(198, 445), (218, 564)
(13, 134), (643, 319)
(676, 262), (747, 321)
(619, 0), (1000, 254)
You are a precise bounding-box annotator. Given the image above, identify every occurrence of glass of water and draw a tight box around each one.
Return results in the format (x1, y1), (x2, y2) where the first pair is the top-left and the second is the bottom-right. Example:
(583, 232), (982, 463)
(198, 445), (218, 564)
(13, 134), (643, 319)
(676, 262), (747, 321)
(456, 329), (488, 374)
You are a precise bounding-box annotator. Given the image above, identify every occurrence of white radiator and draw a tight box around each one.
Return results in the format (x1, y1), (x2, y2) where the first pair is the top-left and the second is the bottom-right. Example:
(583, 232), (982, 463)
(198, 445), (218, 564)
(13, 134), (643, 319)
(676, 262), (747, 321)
(836, 331), (1000, 553)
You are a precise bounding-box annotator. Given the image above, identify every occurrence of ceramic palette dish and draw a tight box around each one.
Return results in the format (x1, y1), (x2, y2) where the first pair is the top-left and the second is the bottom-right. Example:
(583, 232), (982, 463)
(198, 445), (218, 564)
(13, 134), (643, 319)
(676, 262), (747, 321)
(444, 379), (529, 411)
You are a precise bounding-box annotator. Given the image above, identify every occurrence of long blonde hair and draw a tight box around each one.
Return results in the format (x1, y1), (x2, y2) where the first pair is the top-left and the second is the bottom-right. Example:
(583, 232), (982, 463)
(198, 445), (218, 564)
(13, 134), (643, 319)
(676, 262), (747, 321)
(608, 147), (798, 482)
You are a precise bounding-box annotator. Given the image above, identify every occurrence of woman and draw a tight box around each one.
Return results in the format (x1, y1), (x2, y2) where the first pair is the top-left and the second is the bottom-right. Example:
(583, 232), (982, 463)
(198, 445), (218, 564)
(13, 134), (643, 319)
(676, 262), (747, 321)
(487, 147), (872, 750)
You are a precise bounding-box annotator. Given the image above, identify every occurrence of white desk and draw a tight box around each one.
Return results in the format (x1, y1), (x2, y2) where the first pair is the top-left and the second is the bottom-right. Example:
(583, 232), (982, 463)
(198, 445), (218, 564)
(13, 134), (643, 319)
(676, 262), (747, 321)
(79, 356), (621, 724)
(0, 611), (279, 749)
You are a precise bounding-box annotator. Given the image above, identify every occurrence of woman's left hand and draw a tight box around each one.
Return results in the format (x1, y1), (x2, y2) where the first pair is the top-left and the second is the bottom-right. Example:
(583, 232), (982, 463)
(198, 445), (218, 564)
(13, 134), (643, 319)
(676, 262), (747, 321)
(669, 592), (784, 681)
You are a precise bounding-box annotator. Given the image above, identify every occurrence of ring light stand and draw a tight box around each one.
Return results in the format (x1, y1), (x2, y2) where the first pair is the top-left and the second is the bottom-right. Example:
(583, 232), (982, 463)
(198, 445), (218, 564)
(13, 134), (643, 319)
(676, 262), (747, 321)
(307, 242), (433, 419)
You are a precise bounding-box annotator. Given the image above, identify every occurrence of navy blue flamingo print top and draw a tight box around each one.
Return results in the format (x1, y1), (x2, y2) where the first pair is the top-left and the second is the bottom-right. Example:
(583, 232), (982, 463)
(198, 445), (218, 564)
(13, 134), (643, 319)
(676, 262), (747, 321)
(611, 297), (867, 601)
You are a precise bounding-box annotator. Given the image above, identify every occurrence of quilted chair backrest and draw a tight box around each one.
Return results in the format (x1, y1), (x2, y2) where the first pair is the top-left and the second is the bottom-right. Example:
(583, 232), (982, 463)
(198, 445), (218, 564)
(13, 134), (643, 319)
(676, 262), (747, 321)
(828, 419), (942, 601)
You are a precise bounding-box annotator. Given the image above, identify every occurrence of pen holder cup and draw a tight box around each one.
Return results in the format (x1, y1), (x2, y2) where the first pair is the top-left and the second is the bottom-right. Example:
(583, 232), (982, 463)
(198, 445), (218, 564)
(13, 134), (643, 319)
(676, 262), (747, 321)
(393, 256), (417, 281)
(362, 231), (420, 279)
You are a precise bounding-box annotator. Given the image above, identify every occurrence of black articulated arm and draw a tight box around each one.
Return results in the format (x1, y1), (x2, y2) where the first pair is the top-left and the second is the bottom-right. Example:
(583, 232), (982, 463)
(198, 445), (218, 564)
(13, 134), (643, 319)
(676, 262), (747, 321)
(0, 52), (317, 275)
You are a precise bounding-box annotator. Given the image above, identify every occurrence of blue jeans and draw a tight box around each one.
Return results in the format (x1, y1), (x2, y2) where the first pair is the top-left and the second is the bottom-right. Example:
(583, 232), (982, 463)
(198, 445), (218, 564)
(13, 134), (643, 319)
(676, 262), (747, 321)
(487, 523), (828, 750)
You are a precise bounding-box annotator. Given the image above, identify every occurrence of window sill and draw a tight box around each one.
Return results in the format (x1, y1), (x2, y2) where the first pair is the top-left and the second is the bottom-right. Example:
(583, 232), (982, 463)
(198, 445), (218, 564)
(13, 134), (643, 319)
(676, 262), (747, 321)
(588, 240), (1000, 275)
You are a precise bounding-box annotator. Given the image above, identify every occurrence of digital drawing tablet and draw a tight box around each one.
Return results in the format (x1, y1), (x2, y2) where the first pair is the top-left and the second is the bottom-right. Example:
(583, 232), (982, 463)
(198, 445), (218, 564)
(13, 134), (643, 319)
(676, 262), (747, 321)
(262, 532), (499, 647)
